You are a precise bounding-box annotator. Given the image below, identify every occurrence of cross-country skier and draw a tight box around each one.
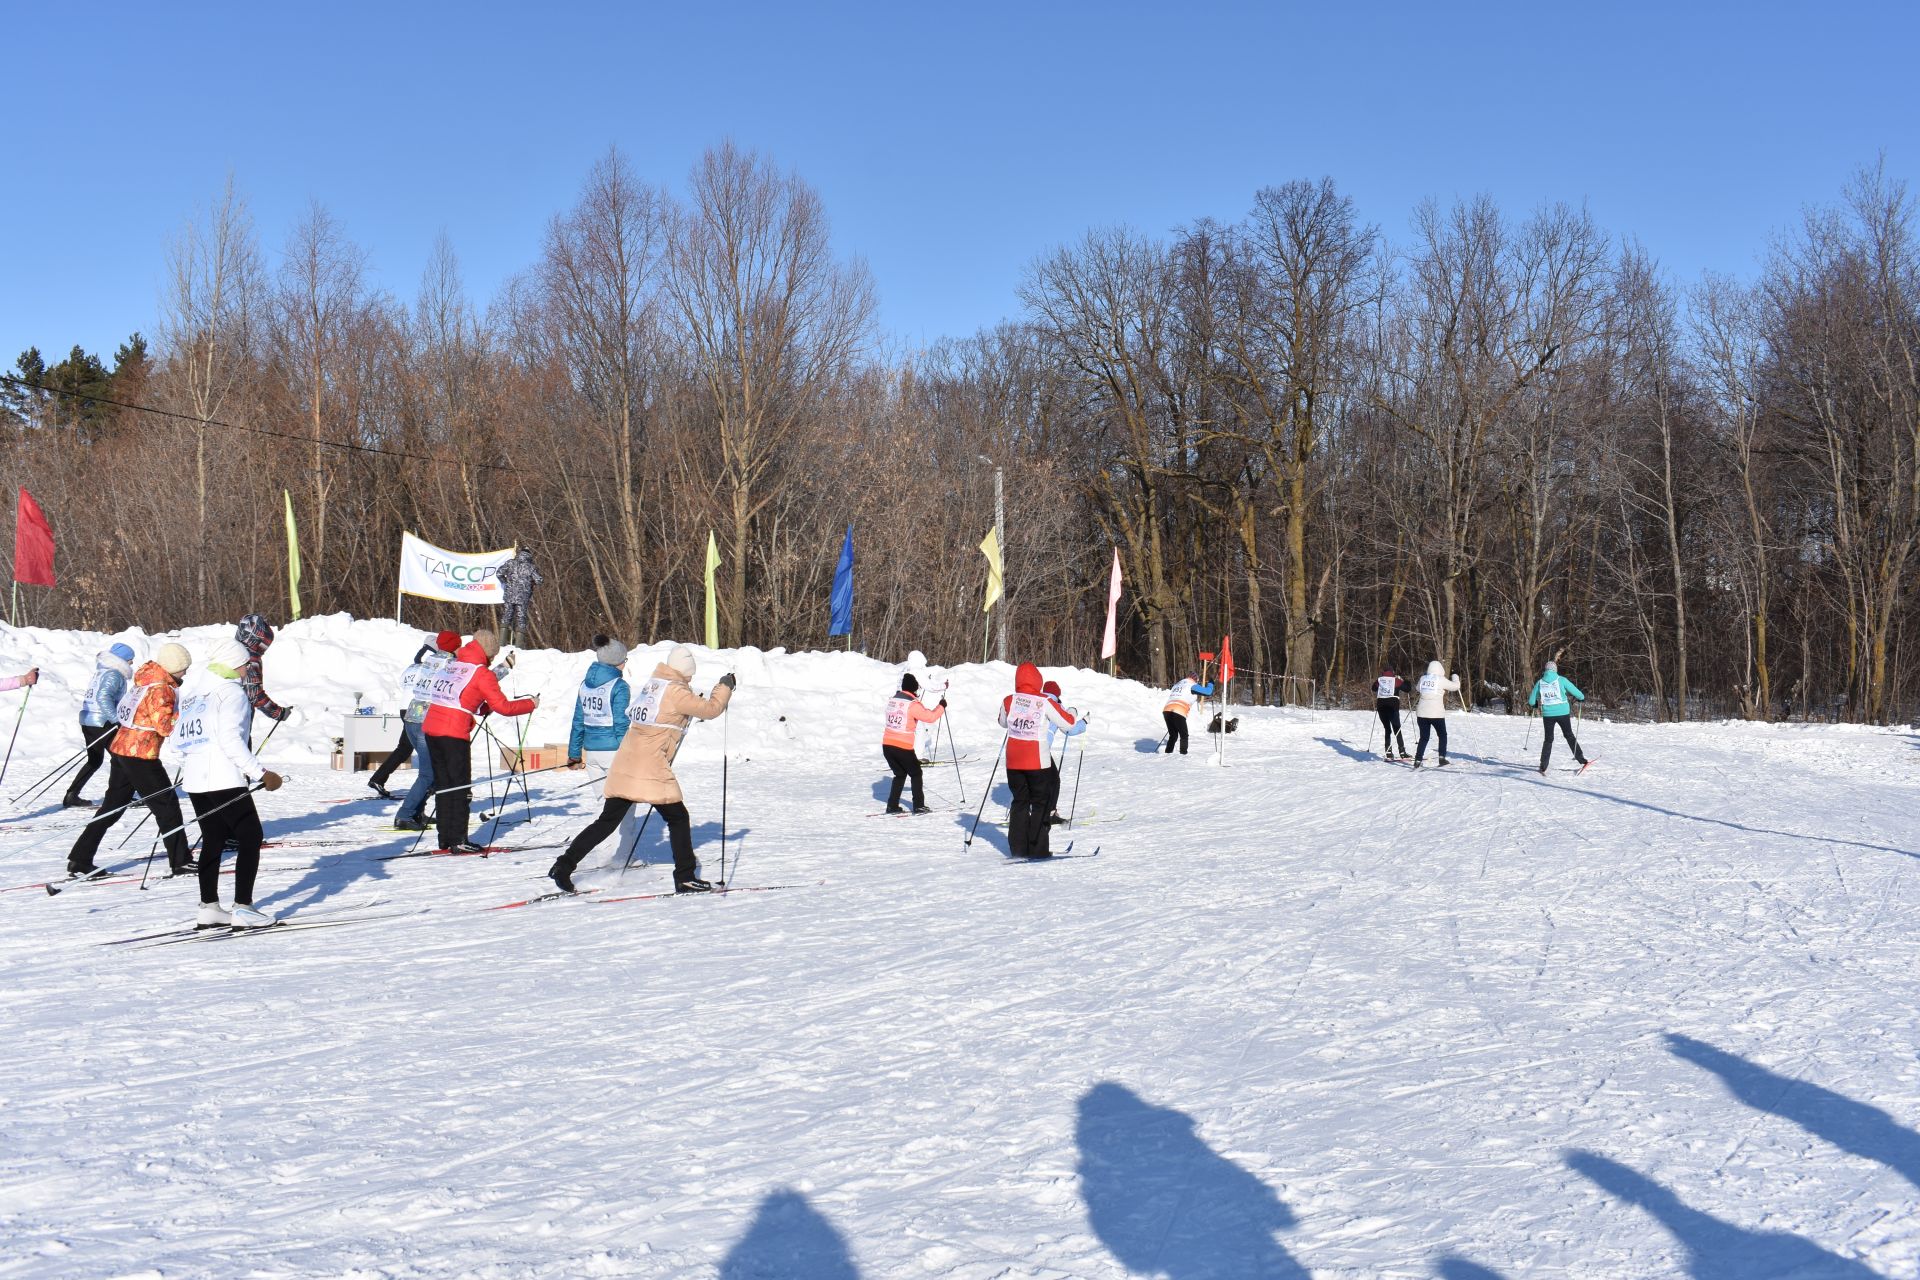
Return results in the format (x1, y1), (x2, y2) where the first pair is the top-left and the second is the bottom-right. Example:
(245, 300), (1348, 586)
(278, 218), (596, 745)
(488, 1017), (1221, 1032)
(422, 630), (539, 853)
(1373, 666), (1410, 760)
(549, 644), (733, 894)
(68, 646), (133, 807)
(234, 614), (293, 739)
(881, 673), (946, 814)
(65, 642), (196, 878)
(565, 637), (639, 850)
(1411, 660), (1462, 769)
(367, 631), (451, 800)
(174, 638), (283, 929)
(1529, 660), (1589, 774)
(1161, 672), (1212, 756)
(1000, 662), (1085, 858)
(391, 630), (460, 832)
(496, 548), (543, 647)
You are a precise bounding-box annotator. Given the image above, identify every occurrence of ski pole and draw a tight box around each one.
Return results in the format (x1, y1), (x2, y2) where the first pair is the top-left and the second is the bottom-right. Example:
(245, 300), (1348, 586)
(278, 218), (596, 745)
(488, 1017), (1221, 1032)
(963, 734), (1008, 851)
(942, 682), (966, 805)
(124, 783), (267, 896)
(1066, 741), (1086, 829)
(9, 778), (185, 865)
(0, 684), (32, 788)
(718, 696), (730, 886)
(9, 741), (89, 809)
(1366, 715), (1375, 757)
(118, 769), (183, 852)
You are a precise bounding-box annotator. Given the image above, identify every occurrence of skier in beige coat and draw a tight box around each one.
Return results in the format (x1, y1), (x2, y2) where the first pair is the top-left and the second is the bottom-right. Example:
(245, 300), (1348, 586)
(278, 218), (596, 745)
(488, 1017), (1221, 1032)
(550, 645), (734, 893)
(1411, 659), (1462, 769)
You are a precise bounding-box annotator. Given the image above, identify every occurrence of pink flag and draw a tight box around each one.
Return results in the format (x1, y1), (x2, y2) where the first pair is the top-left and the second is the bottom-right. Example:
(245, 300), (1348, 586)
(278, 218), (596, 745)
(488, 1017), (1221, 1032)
(1100, 548), (1123, 659)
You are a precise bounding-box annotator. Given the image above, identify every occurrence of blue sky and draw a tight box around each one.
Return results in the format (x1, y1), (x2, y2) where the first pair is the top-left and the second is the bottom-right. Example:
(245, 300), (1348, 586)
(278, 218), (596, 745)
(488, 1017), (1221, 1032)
(4, 0), (1914, 369)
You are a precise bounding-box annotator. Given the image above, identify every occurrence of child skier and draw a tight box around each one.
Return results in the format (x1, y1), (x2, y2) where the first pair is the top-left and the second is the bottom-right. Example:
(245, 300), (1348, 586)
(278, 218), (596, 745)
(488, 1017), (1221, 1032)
(174, 639), (283, 929)
(235, 613), (294, 738)
(1373, 666), (1410, 760)
(550, 645), (733, 893)
(1000, 663), (1085, 858)
(565, 637), (639, 850)
(881, 673), (946, 813)
(421, 630), (539, 853)
(68, 646), (133, 807)
(65, 643), (196, 878)
(1411, 660), (1462, 769)
(1162, 672), (1213, 756)
(1529, 660), (1589, 773)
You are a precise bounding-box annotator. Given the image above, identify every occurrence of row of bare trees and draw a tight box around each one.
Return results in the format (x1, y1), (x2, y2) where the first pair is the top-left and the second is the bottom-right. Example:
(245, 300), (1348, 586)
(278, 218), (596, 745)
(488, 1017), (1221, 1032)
(5, 146), (1918, 721)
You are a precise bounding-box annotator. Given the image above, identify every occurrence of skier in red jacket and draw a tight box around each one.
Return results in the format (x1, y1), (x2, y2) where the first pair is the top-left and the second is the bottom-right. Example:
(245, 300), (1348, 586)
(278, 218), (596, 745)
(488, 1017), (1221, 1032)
(422, 630), (538, 852)
(998, 662), (1086, 858)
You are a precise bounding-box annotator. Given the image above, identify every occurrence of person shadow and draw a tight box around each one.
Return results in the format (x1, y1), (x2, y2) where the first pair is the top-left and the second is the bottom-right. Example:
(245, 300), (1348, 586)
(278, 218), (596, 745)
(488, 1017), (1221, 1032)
(718, 1187), (861, 1279)
(251, 831), (405, 913)
(1076, 1081), (1308, 1278)
(1665, 1033), (1920, 1191)
(1313, 737), (1374, 764)
(1135, 737), (1167, 755)
(955, 783), (1012, 856)
(1434, 1259), (1510, 1279)
(1565, 1150), (1885, 1278)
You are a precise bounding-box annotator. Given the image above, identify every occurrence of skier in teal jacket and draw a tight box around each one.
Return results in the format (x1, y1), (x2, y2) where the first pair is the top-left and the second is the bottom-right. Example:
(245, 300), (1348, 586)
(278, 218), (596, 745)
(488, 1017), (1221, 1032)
(1528, 661), (1589, 773)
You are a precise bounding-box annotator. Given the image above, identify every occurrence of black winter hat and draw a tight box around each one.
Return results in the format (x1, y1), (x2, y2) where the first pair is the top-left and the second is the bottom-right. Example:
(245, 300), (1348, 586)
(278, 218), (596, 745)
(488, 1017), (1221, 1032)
(901, 673), (920, 694)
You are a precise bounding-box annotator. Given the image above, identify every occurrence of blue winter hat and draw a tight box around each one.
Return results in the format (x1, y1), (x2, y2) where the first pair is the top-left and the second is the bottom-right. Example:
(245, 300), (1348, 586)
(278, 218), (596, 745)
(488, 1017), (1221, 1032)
(109, 643), (135, 663)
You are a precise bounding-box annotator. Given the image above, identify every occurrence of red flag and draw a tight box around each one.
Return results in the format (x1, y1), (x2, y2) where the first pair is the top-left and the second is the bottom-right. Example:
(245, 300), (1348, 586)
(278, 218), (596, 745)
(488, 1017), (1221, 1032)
(1219, 634), (1235, 684)
(13, 489), (54, 587)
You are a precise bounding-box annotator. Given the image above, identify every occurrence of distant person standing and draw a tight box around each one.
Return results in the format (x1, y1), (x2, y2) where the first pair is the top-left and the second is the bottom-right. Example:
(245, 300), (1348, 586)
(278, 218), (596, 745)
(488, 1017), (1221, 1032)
(1529, 660), (1590, 774)
(1373, 666), (1410, 761)
(496, 548), (543, 648)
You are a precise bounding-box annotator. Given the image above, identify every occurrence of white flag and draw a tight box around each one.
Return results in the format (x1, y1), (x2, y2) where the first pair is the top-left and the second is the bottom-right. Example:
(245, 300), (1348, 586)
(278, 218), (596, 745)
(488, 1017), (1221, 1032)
(397, 531), (515, 605)
(1100, 547), (1123, 660)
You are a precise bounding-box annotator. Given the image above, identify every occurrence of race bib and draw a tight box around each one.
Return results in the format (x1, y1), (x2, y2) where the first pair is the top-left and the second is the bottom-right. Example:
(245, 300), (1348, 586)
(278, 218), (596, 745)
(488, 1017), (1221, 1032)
(1005, 692), (1047, 743)
(1375, 676), (1397, 699)
(628, 677), (683, 732)
(1418, 674), (1440, 696)
(174, 693), (212, 755)
(423, 661), (479, 710)
(883, 697), (912, 736)
(1539, 681), (1564, 707)
(114, 686), (146, 729)
(579, 679), (615, 728)
(399, 656), (445, 701)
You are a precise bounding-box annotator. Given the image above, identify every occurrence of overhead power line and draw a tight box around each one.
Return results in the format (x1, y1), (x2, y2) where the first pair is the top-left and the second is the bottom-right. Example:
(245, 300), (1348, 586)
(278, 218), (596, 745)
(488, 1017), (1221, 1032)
(0, 373), (525, 475)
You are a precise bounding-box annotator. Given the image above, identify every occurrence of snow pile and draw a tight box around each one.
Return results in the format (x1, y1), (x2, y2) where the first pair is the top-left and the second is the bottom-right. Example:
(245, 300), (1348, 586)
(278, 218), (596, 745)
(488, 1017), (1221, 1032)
(1, 615), (1917, 1277)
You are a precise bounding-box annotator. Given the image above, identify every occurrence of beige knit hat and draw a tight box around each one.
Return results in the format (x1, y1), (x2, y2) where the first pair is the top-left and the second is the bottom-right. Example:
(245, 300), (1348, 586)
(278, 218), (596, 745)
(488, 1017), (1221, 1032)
(155, 643), (192, 676)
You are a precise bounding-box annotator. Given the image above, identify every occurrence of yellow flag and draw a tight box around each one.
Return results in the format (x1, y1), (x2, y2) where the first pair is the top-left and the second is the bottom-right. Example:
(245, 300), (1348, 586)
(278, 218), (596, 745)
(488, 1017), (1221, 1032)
(979, 527), (1003, 613)
(704, 530), (721, 648)
(283, 489), (302, 621)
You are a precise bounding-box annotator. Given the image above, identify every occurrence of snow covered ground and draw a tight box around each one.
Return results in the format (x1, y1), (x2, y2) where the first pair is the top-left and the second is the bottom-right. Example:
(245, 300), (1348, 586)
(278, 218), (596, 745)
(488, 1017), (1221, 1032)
(2, 617), (1918, 1278)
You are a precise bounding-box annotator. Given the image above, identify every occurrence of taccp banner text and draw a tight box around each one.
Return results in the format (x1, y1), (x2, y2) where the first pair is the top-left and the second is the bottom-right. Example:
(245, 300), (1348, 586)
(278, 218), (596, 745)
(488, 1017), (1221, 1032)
(398, 532), (514, 605)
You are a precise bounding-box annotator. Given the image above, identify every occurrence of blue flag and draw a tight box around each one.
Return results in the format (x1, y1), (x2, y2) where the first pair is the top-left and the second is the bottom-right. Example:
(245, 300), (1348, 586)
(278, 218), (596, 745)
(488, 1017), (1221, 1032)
(829, 523), (854, 637)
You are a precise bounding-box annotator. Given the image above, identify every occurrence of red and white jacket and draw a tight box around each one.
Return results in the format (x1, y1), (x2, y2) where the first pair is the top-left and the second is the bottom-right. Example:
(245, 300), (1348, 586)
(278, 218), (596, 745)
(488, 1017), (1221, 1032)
(999, 662), (1079, 771)
(882, 689), (945, 751)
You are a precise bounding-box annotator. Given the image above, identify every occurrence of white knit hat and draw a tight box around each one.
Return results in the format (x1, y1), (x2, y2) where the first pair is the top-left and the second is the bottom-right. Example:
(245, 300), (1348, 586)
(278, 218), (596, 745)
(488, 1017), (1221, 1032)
(666, 645), (696, 678)
(207, 638), (249, 672)
(154, 643), (192, 676)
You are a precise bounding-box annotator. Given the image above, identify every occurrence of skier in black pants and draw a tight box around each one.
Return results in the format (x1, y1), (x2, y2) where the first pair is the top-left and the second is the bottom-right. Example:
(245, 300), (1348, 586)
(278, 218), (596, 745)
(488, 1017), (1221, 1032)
(880, 673), (946, 813)
(1372, 667), (1410, 760)
(66, 643), (196, 877)
(1160, 674), (1211, 755)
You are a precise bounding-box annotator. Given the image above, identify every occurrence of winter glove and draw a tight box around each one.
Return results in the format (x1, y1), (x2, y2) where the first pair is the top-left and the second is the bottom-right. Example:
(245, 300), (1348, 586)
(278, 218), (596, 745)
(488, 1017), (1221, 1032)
(567, 758), (584, 770)
(718, 673), (737, 690)
(939, 697), (948, 708)
(22, 668), (38, 686)
(258, 771), (283, 792)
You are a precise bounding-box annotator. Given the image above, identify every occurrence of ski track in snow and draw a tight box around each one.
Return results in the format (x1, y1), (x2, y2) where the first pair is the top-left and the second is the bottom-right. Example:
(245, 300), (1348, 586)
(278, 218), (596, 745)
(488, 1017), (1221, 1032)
(0, 622), (1917, 1276)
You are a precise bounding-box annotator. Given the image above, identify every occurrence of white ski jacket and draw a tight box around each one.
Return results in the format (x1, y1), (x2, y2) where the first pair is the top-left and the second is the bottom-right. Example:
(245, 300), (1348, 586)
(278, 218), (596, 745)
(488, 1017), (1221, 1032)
(170, 670), (266, 794)
(1414, 661), (1461, 718)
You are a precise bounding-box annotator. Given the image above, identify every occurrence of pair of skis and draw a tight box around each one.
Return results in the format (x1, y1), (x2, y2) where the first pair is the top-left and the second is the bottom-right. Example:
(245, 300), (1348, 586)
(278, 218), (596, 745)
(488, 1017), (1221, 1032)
(491, 881), (823, 911)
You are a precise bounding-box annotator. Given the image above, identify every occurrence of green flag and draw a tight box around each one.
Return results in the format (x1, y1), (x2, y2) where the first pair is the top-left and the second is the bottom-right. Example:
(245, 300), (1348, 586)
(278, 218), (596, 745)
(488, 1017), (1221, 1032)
(284, 489), (303, 621)
(704, 530), (721, 648)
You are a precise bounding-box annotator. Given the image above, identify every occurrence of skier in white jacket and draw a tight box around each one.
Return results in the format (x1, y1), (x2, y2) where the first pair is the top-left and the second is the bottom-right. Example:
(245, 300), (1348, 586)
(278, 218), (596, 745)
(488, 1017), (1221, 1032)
(170, 639), (282, 929)
(1411, 659), (1461, 769)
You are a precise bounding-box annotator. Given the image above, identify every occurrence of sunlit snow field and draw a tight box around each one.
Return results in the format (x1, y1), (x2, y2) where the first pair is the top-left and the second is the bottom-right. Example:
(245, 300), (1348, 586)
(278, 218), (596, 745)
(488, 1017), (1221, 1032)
(1, 617), (1916, 1278)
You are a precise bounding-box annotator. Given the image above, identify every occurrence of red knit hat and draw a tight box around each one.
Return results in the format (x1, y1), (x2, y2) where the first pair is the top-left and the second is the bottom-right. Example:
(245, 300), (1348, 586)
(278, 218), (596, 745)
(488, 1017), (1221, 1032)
(436, 630), (461, 652)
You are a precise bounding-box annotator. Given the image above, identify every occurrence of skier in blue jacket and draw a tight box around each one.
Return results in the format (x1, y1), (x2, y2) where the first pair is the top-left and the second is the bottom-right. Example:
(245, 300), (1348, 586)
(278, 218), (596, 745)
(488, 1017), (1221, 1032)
(566, 638), (640, 860)
(67, 643), (135, 807)
(1528, 661), (1589, 773)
